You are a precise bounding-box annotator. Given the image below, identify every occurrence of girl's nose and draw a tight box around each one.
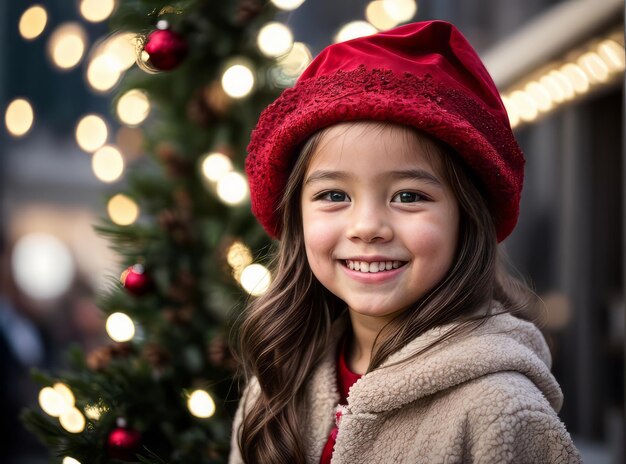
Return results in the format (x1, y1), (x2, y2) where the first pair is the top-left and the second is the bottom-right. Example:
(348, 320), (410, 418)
(345, 207), (393, 243)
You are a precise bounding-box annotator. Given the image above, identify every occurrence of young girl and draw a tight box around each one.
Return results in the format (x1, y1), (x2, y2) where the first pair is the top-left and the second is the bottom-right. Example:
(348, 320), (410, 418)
(230, 20), (581, 463)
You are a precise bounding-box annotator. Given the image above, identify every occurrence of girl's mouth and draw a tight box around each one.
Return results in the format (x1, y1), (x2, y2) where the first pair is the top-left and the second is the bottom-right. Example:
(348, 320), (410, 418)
(344, 260), (407, 273)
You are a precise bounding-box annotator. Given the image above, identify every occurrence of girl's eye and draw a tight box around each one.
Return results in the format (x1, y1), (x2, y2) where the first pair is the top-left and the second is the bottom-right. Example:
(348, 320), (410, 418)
(392, 191), (424, 203)
(320, 191), (349, 202)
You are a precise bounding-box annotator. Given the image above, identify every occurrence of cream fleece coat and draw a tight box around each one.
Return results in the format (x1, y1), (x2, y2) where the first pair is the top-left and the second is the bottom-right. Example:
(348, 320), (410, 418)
(229, 313), (581, 463)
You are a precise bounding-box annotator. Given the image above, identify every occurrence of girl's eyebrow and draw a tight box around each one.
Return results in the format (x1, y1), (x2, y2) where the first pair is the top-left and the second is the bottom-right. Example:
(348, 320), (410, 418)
(304, 170), (352, 186)
(304, 169), (442, 187)
(389, 169), (442, 186)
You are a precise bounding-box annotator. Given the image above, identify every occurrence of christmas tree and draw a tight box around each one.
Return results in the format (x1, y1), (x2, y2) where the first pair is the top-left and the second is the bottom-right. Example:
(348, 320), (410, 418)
(20, 0), (308, 462)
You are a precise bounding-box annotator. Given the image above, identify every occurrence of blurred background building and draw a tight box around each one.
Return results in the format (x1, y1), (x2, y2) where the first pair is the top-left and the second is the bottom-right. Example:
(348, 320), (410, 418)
(1, 0), (623, 462)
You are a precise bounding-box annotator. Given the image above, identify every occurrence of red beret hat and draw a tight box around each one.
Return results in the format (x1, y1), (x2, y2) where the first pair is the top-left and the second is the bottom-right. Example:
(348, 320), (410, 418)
(246, 20), (524, 242)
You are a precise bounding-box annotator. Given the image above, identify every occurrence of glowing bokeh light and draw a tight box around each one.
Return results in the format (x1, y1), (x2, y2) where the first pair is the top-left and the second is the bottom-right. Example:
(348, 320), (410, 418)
(524, 81), (552, 112)
(63, 458), (81, 464)
(60, 407), (86, 433)
(216, 172), (248, 205)
(382, 0), (417, 23)
(221, 62), (255, 99)
(549, 70), (575, 100)
(39, 387), (70, 417)
(277, 42), (312, 78)
(240, 264), (272, 296)
(76, 114), (108, 152)
(54, 383), (75, 408)
(597, 40), (625, 72)
(92, 145), (125, 183)
(257, 22), (294, 58)
(107, 194), (140, 225)
(509, 90), (538, 122)
(87, 54), (122, 92)
(187, 390), (216, 418)
(271, 0), (306, 10)
(106, 312), (135, 342)
(201, 152), (233, 182)
(334, 21), (378, 43)
(501, 96), (519, 128)
(539, 74), (565, 103)
(5, 98), (34, 137)
(227, 241), (253, 269)
(12, 233), (75, 300)
(366, 1), (399, 30)
(116, 89), (150, 126)
(19, 5), (48, 40)
(103, 32), (137, 71)
(80, 0), (116, 23)
(560, 63), (589, 94)
(84, 404), (103, 420)
(48, 23), (87, 70)
(577, 52), (609, 83)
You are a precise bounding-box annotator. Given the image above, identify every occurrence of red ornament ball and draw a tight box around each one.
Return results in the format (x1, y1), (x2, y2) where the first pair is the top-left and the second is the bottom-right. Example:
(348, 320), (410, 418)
(120, 264), (152, 296)
(143, 29), (188, 71)
(107, 426), (141, 461)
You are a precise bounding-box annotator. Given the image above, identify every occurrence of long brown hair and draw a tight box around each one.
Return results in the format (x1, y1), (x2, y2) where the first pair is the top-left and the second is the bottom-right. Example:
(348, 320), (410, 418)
(235, 122), (534, 463)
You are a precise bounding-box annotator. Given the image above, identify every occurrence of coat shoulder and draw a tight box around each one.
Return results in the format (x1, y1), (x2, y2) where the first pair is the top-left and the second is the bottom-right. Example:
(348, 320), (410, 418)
(455, 372), (581, 463)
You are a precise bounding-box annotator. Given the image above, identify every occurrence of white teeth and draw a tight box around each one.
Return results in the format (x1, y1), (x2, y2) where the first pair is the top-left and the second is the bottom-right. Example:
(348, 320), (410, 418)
(345, 260), (404, 273)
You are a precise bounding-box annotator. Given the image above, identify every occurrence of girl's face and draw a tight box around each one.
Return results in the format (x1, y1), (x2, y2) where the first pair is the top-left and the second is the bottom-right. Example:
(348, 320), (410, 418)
(300, 122), (460, 327)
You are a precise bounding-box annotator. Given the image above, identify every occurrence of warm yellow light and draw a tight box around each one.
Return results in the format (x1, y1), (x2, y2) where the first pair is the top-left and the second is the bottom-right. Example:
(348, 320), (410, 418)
(216, 172), (248, 205)
(277, 42), (312, 78)
(334, 21), (378, 43)
(102, 32), (137, 71)
(227, 242), (253, 268)
(87, 54), (122, 92)
(19, 5), (48, 40)
(549, 70), (575, 100)
(501, 96), (519, 128)
(240, 264), (272, 296)
(257, 22), (294, 58)
(366, 1), (400, 30)
(227, 242), (253, 275)
(116, 89), (150, 126)
(597, 40), (625, 72)
(92, 145), (125, 183)
(60, 407), (86, 433)
(201, 152), (233, 182)
(80, 0), (116, 23)
(560, 63), (589, 94)
(271, 0), (306, 10)
(63, 458), (81, 464)
(107, 194), (139, 226)
(84, 404), (103, 420)
(578, 52), (609, 83)
(75, 114), (108, 152)
(509, 90), (538, 122)
(187, 389), (216, 418)
(39, 387), (70, 417)
(48, 23), (87, 70)
(106, 312), (135, 342)
(5, 98), (34, 137)
(53, 383), (75, 408)
(524, 81), (552, 112)
(221, 63), (255, 99)
(539, 74), (565, 103)
(382, 0), (417, 23)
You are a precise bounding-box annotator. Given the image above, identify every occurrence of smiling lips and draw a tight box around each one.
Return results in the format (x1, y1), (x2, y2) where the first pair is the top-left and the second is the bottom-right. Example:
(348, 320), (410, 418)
(344, 259), (407, 273)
